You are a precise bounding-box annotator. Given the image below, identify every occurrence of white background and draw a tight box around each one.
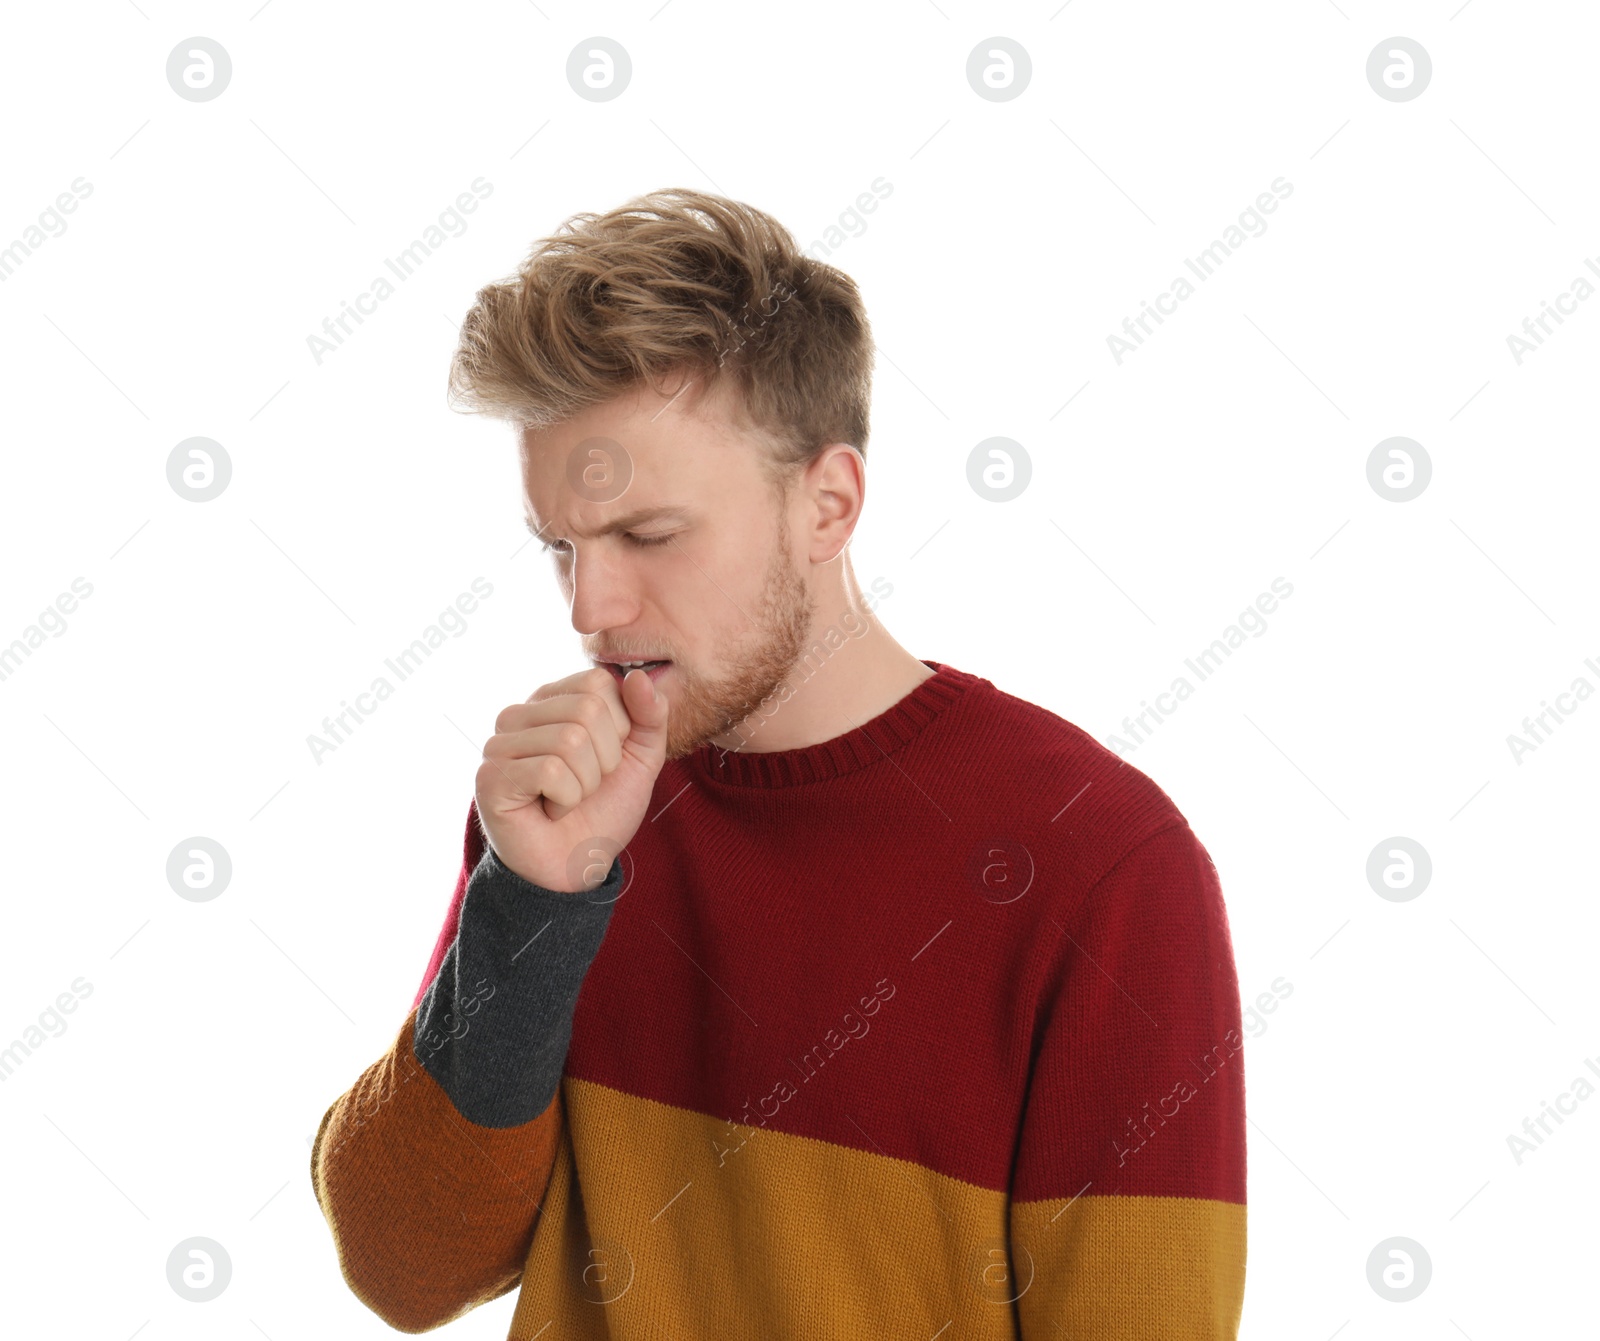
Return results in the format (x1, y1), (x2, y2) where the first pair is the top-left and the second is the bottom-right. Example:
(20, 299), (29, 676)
(0, 1), (1594, 1336)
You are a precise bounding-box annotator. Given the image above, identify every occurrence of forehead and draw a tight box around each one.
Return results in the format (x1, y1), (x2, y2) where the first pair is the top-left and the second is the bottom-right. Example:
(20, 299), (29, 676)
(517, 375), (764, 524)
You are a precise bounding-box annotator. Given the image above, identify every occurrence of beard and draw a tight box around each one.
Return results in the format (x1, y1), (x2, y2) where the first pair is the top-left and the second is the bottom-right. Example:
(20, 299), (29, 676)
(661, 501), (817, 761)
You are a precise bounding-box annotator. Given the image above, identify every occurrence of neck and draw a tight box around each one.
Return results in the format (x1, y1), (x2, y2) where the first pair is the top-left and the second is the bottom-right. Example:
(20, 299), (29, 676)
(709, 574), (933, 755)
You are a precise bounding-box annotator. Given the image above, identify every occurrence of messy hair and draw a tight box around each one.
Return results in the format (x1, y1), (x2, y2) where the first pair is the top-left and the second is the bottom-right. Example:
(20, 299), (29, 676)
(447, 188), (874, 489)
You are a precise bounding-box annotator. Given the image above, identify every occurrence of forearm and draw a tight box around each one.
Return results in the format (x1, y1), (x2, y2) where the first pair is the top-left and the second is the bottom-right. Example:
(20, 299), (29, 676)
(310, 846), (623, 1331)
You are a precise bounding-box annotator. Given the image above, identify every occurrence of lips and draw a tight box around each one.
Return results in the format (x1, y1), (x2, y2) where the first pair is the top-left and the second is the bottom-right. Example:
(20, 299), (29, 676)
(602, 660), (672, 684)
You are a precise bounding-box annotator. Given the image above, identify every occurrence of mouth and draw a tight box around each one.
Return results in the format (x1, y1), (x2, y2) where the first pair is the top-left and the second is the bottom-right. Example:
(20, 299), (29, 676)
(599, 659), (672, 685)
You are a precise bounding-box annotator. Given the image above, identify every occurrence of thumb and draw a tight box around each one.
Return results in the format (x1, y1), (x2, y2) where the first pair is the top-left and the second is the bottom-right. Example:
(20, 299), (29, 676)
(620, 667), (670, 764)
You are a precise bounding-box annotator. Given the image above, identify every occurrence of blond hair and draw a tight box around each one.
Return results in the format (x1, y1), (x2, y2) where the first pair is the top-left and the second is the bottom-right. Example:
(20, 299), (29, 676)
(447, 188), (874, 488)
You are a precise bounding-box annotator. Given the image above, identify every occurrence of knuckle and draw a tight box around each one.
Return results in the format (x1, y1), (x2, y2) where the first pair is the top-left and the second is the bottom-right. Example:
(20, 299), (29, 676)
(558, 722), (588, 754)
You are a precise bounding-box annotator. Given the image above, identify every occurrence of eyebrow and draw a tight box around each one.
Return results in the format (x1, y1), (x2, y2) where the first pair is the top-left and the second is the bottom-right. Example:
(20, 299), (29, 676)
(523, 504), (691, 541)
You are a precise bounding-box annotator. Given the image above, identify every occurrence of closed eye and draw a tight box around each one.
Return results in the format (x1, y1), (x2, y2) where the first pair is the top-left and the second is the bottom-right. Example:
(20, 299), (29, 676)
(540, 532), (676, 554)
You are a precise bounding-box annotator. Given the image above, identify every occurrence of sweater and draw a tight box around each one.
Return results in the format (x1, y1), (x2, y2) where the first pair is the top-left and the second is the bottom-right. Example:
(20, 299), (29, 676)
(310, 659), (1247, 1337)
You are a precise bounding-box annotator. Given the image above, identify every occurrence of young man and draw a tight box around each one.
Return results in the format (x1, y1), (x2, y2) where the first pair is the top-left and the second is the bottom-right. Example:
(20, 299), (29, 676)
(310, 188), (1247, 1337)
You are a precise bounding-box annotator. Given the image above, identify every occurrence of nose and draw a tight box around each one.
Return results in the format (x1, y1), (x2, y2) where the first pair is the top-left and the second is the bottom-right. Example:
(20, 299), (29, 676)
(566, 544), (641, 639)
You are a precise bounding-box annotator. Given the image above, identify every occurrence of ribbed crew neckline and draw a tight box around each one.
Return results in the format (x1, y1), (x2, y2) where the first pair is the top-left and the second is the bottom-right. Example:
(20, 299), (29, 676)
(682, 659), (980, 788)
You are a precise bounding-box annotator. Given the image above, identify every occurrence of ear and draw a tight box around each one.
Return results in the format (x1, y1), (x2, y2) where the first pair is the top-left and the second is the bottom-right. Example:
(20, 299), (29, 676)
(804, 443), (865, 564)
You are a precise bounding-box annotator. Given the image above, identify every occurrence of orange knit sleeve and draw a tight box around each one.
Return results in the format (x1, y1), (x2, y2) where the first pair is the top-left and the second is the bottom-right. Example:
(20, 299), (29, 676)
(310, 1007), (562, 1332)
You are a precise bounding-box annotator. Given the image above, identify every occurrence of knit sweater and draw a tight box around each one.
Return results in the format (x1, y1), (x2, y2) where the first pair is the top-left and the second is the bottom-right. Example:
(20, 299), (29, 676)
(310, 659), (1247, 1337)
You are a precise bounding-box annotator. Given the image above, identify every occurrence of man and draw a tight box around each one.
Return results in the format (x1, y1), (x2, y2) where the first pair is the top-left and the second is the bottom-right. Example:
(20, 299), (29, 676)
(310, 188), (1247, 1337)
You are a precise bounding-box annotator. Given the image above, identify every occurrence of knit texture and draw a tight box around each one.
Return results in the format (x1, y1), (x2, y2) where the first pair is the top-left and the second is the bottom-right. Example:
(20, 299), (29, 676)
(311, 660), (1248, 1336)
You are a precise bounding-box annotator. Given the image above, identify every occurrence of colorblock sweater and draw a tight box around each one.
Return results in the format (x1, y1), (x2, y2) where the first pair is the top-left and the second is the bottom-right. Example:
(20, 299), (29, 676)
(310, 660), (1248, 1337)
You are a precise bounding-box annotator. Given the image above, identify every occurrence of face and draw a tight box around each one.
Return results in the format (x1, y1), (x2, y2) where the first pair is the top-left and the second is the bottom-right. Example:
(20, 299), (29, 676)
(519, 374), (819, 760)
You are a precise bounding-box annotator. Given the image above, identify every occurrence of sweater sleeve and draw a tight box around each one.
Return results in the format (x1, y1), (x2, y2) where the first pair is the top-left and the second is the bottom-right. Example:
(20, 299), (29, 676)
(310, 799), (624, 1333)
(1007, 821), (1248, 1339)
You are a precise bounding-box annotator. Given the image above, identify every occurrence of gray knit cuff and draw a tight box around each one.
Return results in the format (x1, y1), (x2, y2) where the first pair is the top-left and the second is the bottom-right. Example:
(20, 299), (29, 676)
(414, 843), (624, 1128)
